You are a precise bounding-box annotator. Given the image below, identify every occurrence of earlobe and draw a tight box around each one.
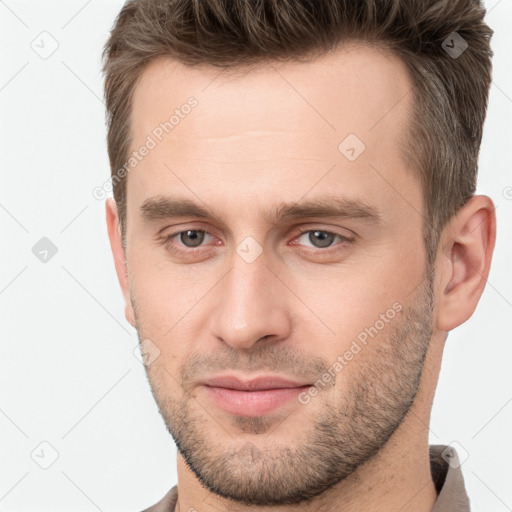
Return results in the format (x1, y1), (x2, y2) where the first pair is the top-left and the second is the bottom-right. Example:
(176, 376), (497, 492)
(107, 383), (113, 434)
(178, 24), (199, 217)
(105, 198), (136, 328)
(436, 195), (496, 332)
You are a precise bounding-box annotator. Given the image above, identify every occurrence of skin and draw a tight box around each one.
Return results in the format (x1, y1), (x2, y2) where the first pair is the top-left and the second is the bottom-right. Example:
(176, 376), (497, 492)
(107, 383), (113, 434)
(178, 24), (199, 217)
(106, 44), (496, 512)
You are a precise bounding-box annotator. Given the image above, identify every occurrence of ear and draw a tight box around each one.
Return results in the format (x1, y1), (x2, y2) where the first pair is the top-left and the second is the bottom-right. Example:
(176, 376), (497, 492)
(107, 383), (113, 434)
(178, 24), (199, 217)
(436, 195), (496, 332)
(105, 198), (136, 328)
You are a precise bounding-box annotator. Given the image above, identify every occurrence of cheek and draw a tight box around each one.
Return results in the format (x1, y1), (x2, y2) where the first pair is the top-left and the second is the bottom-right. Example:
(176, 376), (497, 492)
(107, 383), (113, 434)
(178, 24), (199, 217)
(129, 252), (218, 366)
(291, 260), (416, 355)
(130, 244), (202, 317)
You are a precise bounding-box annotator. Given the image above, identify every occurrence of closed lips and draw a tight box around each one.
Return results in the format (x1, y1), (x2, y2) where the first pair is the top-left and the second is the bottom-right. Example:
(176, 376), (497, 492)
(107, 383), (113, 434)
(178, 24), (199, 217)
(200, 375), (311, 391)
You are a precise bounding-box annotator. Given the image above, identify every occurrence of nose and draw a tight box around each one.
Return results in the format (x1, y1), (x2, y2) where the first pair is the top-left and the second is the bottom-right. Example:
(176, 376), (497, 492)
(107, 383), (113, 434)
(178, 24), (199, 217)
(209, 244), (293, 351)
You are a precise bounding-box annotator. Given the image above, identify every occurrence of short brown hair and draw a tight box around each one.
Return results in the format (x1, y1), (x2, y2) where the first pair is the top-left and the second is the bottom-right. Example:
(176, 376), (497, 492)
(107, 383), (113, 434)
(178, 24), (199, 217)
(102, 0), (493, 265)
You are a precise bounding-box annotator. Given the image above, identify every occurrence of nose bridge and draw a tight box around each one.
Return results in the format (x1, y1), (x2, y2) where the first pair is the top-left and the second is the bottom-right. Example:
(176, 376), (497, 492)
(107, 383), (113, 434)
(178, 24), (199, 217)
(210, 243), (291, 349)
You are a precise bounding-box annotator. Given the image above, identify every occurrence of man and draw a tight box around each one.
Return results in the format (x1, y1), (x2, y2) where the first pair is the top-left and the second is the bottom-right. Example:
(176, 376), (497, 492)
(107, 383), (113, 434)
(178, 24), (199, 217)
(102, 0), (496, 510)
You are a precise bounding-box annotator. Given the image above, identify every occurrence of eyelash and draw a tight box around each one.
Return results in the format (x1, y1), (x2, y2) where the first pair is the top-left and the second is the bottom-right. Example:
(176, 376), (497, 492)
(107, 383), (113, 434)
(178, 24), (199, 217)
(161, 227), (355, 257)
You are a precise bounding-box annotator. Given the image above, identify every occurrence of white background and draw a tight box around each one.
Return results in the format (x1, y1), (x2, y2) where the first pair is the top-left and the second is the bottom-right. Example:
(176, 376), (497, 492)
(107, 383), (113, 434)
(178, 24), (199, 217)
(1, 0), (511, 510)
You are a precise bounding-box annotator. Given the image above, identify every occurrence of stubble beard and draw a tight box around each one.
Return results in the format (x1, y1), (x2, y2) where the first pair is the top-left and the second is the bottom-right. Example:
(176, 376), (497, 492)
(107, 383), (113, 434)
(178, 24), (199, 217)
(135, 270), (435, 506)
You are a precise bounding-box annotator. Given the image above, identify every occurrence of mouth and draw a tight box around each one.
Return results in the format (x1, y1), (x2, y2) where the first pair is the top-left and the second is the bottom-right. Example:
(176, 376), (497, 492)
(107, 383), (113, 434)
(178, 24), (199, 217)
(199, 374), (313, 417)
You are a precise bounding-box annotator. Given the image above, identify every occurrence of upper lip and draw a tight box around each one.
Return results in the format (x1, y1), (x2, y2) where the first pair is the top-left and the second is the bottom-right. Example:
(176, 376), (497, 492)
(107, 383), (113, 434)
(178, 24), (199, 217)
(200, 374), (311, 391)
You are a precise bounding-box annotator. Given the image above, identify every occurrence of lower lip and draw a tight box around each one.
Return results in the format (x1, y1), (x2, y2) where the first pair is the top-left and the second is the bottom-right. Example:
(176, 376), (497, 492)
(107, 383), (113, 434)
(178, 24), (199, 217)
(202, 385), (312, 417)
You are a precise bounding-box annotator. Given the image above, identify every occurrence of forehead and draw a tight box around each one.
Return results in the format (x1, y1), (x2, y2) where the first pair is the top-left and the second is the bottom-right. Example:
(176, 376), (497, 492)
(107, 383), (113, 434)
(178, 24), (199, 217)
(127, 43), (419, 228)
(131, 43), (413, 138)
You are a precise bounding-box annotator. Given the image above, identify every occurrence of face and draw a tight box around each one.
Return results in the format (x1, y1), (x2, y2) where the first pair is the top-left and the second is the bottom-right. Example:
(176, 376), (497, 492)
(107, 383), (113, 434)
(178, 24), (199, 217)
(121, 44), (435, 505)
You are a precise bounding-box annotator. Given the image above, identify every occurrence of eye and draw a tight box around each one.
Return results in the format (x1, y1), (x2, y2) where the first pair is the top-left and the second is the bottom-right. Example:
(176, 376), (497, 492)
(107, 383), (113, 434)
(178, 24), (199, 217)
(163, 229), (217, 255)
(293, 228), (354, 250)
(174, 229), (210, 248)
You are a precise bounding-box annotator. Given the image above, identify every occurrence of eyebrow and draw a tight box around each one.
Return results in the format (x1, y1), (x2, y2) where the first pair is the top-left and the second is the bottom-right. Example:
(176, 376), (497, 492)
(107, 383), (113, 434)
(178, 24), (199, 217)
(140, 194), (382, 227)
